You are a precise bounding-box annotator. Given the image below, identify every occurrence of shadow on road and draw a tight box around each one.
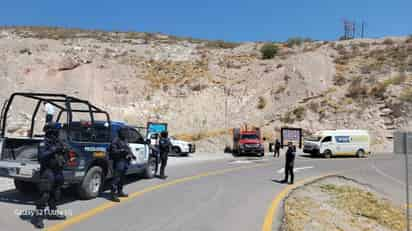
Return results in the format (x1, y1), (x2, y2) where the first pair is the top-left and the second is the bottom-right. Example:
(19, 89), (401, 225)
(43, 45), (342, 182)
(271, 179), (288, 184)
(298, 154), (360, 160)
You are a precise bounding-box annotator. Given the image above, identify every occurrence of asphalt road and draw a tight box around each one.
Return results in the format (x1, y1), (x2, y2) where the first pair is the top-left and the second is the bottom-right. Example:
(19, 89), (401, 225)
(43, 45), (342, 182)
(0, 152), (410, 231)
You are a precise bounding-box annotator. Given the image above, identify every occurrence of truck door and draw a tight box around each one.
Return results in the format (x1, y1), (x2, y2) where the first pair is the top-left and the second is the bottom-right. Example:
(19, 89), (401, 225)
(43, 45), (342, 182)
(0, 99), (9, 158)
(127, 128), (149, 166)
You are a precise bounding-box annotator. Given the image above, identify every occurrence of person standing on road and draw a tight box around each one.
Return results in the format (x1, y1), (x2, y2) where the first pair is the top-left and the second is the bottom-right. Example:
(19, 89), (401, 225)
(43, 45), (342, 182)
(281, 142), (296, 184)
(158, 131), (171, 179)
(108, 127), (136, 202)
(43, 102), (55, 124)
(32, 123), (68, 229)
(274, 139), (281, 158)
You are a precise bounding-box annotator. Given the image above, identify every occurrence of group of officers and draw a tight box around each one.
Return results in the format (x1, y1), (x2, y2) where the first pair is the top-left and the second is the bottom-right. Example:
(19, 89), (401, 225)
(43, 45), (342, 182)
(31, 123), (171, 229)
(30, 121), (296, 229)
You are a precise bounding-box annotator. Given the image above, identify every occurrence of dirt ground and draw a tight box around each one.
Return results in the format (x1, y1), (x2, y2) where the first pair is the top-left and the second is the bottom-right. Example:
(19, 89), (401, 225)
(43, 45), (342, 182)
(282, 176), (407, 231)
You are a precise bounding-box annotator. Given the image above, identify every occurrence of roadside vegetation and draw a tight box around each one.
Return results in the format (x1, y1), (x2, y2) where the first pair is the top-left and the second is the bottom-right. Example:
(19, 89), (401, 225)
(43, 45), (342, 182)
(283, 177), (406, 231)
(260, 43), (279, 59)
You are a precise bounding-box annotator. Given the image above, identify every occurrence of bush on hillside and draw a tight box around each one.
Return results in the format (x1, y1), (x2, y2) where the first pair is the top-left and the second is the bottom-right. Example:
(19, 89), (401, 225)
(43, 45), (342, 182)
(260, 43), (279, 59)
(286, 37), (312, 48)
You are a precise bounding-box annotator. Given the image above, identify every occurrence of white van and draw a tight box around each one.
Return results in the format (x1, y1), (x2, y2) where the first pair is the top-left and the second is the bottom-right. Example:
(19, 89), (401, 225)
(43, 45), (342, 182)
(303, 130), (370, 158)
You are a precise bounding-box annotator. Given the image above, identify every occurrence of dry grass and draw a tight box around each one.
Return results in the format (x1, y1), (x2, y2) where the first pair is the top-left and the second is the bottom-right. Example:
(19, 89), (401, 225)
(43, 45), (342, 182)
(284, 179), (407, 231)
(400, 87), (412, 103)
(174, 129), (230, 142)
(142, 59), (209, 89)
(383, 38), (395, 45)
(320, 184), (406, 231)
(406, 35), (412, 44)
(274, 85), (286, 94)
(346, 77), (368, 99)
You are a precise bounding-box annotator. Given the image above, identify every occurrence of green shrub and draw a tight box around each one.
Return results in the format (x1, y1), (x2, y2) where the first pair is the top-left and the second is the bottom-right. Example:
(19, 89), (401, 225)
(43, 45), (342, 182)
(400, 88), (412, 103)
(286, 37), (312, 48)
(293, 106), (306, 121)
(205, 40), (240, 49)
(260, 43), (279, 59)
(383, 38), (395, 45)
(257, 96), (267, 109)
(406, 35), (412, 43)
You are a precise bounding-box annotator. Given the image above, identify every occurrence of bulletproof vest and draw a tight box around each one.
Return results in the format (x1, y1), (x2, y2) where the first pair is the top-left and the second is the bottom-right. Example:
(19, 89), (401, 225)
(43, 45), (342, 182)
(38, 139), (66, 170)
(159, 138), (170, 152)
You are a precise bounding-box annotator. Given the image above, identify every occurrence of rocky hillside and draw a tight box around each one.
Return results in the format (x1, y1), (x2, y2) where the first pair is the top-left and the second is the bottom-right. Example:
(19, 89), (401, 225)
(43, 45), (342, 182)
(0, 27), (411, 152)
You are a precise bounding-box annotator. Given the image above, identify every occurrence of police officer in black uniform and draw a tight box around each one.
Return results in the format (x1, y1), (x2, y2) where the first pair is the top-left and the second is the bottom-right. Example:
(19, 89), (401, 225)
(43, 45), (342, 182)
(32, 123), (68, 229)
(281, 142), (296, 184)
(108, 127), (135, 202)
(158, 131), (171, 179)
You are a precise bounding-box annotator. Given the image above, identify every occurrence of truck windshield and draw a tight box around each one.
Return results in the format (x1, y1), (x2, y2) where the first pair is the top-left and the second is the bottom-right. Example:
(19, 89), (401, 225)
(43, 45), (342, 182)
(305, 136), (322, 141)
(241, 134), (258, 140)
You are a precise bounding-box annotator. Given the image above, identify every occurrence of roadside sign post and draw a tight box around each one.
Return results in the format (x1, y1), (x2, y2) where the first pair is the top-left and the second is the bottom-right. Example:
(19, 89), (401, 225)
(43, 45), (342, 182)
(405, 133), (410, 231)
(394, 131), (411, 231)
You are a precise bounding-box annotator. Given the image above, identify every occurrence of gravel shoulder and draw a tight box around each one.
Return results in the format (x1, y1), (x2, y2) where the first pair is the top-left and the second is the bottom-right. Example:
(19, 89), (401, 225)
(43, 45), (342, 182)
(282, 176), (407, 231)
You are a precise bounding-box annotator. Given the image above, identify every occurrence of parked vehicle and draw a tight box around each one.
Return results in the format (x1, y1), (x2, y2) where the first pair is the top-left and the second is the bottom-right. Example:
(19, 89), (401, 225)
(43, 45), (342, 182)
(146, 122), (195, 156)
(303, 129), (370, 158)
(233, 127), (264, 157)
(0, 93), (157, 199)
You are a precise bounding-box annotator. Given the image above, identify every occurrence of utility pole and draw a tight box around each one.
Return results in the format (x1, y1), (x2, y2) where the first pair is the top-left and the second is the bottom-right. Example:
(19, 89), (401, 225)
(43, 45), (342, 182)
(395, 132), (411, 231)
(404, 133), (410, 231)
(361, 21), (365, 38)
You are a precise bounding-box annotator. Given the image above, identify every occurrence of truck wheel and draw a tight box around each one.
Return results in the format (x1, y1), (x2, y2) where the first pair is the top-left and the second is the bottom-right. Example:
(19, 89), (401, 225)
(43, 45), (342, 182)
(14, 179), (37, 194)
(143, 156), (156, 179)
(323, 150), (332, 159)
(78, 166), (103, 200)
(172, 147), (181, 155)
(356, 149), (365, 158)
(258, 152), (264, 157)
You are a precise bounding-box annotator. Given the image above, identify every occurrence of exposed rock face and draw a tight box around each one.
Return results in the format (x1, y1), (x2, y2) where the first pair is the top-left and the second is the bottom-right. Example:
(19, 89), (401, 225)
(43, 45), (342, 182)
(0, 27), (411, 152)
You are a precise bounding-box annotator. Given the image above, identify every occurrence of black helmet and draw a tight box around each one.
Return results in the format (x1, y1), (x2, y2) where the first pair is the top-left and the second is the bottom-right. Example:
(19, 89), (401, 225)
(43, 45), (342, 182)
(43, 123), (60, 139)
(160, 131), (168, 138)
(118, 127), (129, 140)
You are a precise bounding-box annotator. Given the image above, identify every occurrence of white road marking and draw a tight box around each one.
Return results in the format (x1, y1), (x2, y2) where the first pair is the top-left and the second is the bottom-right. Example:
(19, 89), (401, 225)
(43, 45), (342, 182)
(370, 162), (411, 188)
(276, 166), (314, 174)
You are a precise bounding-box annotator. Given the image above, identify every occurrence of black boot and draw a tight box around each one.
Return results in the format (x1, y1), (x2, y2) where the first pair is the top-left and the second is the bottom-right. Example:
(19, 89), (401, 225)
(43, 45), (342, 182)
(48, 209), (66, 220)
(118, 191), (128, 197)
(110, 188), (120, 202)
(31, 212), (44, 229)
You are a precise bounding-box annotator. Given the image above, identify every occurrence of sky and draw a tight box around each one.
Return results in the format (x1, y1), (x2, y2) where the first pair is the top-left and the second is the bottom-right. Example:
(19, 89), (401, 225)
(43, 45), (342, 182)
(0, 0), (411, 42)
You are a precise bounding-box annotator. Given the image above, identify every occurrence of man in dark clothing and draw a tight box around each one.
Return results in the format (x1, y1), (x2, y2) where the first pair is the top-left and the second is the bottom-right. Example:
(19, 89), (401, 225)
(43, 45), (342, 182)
(274, 139), (281, 158)
(158, 131), (171, 179)
(108, 127), (135, 202)
(281, 142), (296, 184)
(32, 123), (68, 229)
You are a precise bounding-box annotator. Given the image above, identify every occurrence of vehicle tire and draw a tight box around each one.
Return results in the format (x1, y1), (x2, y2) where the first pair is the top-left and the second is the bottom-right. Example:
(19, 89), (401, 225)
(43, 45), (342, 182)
(14, 179), (37, 194)
(172, 147), (181, 155)
(356, 149), (366, 158)
(258, 152), (264, 157)
(78, 166), (103, 200)
(323, 150), (332, 159)
(143, 156), (156, 179)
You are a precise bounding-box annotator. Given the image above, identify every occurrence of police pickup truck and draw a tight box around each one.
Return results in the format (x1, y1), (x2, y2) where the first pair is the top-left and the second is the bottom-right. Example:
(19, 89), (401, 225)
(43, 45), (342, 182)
(0, 93), (157, 199)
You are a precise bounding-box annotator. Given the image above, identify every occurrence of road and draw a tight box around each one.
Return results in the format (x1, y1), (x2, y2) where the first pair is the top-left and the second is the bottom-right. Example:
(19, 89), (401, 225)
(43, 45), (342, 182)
(0, 152), (410, 231)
